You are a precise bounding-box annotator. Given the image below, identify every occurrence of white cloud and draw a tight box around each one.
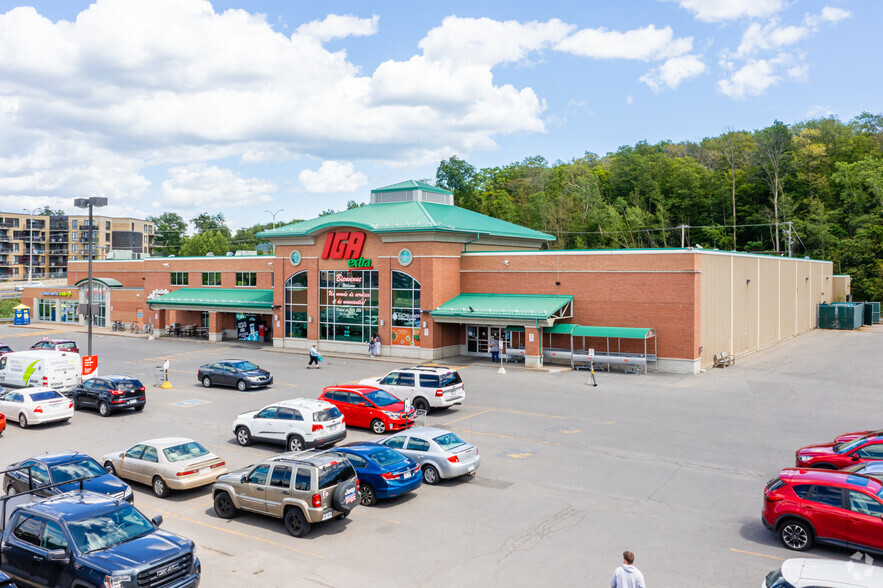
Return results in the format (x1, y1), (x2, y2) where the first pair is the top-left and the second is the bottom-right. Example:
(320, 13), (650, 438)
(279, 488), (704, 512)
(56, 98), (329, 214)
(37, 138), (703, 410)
(640, 54), (707, 92)
(806, 105), (835, 118)
(662, 0), (785, 22)
(718, 53), (806, 99)
(295, 14), (379, 42)
(161, 164), (277, 209)
(626, 94), (634, 105)
(736, 21), (808, 56)
(820, 6), (851, 23)
(556, 25), (692, 61)
(299, 161), (368, 193)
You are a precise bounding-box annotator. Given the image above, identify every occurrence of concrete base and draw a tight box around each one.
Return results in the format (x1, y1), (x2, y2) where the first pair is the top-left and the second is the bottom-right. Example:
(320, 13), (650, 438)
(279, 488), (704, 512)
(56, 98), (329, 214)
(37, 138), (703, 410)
(656, 358), (701, 375)
(208, 332), (222, 342)
(525, 355), (542, 368)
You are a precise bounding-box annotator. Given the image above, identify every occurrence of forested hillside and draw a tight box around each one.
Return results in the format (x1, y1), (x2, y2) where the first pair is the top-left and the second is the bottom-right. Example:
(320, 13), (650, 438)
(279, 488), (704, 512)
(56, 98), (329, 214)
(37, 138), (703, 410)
(435, 113), (883, 301)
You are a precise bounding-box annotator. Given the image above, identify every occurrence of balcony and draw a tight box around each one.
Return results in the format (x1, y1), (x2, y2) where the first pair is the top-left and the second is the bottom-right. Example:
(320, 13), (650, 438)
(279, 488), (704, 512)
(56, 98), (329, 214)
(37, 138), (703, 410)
(49, 247), (68, 255)
(49, 236), (68, 243)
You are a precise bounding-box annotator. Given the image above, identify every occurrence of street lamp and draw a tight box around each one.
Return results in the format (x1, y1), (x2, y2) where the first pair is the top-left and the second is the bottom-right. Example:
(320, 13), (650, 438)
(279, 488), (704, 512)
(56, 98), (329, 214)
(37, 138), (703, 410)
(23, 207), (40, 283)
(265, 209), (284, 230)
(74, 197), (108, 357)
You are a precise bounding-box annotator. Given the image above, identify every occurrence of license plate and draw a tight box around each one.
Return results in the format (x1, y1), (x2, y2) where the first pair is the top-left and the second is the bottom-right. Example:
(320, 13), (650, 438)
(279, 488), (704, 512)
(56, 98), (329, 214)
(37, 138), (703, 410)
(322, 511), (332, 521)
(127, 399), (137, 404)
(50, 402), (62, 409)
(199, 468), (208, 474)
(467, 465), (475, 472)
(404, 471), (411, 479)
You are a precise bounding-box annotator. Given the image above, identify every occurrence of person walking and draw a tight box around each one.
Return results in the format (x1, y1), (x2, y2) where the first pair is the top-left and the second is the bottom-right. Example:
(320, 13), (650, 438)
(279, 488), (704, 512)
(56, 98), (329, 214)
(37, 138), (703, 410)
(368, 336), (376, 358)
(308, 344), (320, 369)
(374, 334), (382, 357)
(489, 336), (500, 363)
(610, 551), (645, 588)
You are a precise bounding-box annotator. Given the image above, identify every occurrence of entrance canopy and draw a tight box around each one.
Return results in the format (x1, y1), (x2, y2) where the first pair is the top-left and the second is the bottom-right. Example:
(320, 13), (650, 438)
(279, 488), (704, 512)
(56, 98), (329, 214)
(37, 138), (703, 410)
(147, 288), (274, 314)
(431, 293), (572, 327)
(74, 277), (123, 288)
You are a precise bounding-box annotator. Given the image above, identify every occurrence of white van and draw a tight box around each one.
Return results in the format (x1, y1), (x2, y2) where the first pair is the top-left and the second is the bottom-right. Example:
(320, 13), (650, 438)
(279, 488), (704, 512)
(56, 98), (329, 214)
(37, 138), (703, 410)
(0, 351), (82, 391)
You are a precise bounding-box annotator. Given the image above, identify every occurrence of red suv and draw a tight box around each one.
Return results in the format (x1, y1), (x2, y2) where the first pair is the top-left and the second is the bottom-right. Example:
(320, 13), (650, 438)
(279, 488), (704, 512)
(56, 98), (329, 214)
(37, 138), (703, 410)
(319, 385), (416, 435)
(29, 339), (79, 354)
(795, 431), (883, 469)
(763, 468), (883, 553)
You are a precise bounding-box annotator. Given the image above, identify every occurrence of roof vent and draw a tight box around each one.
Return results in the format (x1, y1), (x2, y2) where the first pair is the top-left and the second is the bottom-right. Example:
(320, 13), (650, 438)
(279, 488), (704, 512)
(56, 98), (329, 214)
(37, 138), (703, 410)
(370, 180), (453, 206)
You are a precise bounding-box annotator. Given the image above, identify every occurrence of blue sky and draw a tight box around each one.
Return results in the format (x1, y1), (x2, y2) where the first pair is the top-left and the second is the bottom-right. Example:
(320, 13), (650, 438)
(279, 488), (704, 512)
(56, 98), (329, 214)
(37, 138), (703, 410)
(0, 0), (876, 232)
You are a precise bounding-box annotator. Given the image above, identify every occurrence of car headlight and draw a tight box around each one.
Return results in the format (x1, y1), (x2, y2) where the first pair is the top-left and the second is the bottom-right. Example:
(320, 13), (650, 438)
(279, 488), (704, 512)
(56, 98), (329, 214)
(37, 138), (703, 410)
(383, 411), (399, 418)
(798, 455), (811, 461)
(125, 486), (133, 498)
(103, 576), (130, 588)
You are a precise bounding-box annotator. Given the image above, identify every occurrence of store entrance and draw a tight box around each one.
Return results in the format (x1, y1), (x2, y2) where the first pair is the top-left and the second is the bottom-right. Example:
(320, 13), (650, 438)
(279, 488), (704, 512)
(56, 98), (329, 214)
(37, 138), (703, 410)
(465, 325), (509, 356)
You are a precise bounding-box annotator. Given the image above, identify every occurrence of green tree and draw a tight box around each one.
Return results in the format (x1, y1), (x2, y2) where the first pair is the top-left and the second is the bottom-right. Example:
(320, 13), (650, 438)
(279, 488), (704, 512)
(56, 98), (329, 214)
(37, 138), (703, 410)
(191, 212), (230, 237)
(436, 156), (479, 210)
(38, 206), (66, 216)
(754, 121), (792, 252)
(147, 212), (187, 256)
(179, 230), (230, 257)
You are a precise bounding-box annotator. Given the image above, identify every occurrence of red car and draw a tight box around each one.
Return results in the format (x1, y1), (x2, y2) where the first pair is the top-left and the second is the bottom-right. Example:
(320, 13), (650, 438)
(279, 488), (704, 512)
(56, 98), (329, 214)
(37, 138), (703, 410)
(763, 468), (883, 554)
(833, 429), (883, 443)
(795, 433), (883, 469)
(0, 345), (12, 356)
(29, 339), (79, 354)
(319, 385), (416, 435)
(0, 413), (5, 435)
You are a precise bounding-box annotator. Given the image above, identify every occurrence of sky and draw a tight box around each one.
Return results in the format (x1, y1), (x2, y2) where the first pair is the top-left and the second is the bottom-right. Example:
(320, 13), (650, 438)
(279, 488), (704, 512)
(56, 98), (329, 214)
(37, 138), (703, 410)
(0, 0), (878, 233)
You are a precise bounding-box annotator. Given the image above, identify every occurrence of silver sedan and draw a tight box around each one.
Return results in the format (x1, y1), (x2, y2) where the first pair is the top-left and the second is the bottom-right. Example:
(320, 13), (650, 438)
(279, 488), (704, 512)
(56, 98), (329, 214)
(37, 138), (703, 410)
(379, 426), (480, 485)
(102, 437), (227, 498)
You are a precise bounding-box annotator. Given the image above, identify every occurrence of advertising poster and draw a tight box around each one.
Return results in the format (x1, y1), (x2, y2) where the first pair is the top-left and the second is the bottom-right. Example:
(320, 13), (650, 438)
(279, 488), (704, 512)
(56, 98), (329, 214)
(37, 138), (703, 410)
(391, 327), (416, 346)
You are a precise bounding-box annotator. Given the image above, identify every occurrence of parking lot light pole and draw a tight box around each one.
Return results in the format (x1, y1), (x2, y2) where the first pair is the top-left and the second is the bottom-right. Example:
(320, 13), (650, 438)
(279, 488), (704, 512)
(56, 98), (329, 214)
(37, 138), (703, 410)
(23, 207), (40, 283)
(74, 197), (108, 357)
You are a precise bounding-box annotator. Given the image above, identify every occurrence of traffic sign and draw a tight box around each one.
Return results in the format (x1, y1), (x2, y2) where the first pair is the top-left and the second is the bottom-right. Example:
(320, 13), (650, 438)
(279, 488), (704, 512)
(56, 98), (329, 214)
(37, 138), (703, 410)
(82, 355), (98, 376)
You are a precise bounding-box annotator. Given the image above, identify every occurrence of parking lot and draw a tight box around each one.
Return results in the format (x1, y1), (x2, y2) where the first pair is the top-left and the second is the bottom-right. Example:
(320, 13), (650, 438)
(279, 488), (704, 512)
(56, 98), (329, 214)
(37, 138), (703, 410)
(0, 323), (881, 586)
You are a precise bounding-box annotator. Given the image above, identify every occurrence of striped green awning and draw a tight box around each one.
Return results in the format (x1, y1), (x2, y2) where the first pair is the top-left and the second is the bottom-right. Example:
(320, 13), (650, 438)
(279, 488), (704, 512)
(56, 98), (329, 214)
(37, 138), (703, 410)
(431, 293), (573, 321)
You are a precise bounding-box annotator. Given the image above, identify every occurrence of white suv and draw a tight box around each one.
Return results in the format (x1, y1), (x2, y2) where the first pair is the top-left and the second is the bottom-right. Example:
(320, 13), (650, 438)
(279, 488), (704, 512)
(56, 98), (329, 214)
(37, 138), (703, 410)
(763, 557), (883, 587)
(232, 398), (346, 452)
(360, 366), (465, 412)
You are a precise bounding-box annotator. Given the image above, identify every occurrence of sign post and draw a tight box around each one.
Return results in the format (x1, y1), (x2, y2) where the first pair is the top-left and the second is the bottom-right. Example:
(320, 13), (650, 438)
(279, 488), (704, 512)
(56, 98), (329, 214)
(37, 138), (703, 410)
(587, 348), (597, 387)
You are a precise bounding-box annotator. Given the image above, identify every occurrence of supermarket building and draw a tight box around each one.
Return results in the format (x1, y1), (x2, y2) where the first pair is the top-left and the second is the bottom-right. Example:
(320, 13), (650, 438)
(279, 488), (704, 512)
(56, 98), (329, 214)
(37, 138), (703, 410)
(24, 181), (836, 374)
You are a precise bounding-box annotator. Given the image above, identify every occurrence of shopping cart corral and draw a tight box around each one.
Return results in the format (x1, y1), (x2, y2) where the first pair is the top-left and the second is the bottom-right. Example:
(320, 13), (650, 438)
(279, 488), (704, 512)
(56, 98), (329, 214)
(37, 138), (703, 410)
(541, 324), (658, 374)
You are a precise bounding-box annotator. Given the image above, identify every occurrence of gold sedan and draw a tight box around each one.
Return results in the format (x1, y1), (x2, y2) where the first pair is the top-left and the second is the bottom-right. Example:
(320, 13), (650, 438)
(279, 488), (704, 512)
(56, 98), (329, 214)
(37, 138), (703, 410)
(102, 437), (227, 498)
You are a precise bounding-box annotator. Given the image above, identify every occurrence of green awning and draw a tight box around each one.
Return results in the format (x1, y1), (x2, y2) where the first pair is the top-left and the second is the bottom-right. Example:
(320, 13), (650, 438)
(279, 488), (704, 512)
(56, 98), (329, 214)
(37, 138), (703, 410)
(147, 288), (274, 312)
(543, 324), (578, 335)
(505, 326), (525, 332)
(75, 277), (123, 288)
(570, 326), (655, 339)
(431, 293), (573, 320)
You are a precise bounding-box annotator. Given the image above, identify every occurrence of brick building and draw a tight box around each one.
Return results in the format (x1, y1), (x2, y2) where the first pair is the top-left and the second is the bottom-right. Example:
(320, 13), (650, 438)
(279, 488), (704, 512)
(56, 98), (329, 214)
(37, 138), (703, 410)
(22, 181), (834, 373)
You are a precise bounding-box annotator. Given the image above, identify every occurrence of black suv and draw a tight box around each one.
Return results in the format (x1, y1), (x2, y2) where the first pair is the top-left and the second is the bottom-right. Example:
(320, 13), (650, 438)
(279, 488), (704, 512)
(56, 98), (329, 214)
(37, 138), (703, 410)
(68, 375), (146, 417)
(0, 490), (199, 587)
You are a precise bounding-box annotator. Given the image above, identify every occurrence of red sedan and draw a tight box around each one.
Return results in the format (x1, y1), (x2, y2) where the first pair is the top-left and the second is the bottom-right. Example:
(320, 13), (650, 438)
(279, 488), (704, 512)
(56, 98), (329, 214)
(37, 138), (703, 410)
(833, 429), (883, 443)
(796, 433), (883, 469)
(319, 385), (416, 435)
(30, 339), (79, 354)
(0, 413), (5, 435)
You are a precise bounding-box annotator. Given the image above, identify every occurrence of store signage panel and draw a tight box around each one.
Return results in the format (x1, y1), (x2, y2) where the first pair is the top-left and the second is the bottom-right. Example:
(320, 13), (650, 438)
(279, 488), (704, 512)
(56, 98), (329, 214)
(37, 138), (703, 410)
(321, 231), (372, 269)
(40, 291), (73, 297)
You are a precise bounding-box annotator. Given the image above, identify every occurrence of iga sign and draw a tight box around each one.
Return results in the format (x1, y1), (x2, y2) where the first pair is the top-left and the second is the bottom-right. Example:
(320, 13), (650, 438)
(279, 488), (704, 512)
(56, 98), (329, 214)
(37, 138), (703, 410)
(321, 231), (372, 269)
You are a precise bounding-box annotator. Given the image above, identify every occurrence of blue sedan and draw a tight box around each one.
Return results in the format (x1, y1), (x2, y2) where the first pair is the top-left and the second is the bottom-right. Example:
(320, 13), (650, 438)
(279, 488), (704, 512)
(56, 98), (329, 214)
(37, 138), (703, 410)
(336, 443), (422, 506)
(3, 451), (133, 502)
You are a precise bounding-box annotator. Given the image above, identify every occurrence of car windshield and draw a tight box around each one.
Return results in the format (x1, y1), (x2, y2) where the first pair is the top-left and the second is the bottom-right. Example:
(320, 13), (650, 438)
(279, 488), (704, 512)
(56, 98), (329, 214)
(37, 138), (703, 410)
(371, 448), (408, 467)
(440, 371), (462, 386)
(29, 391), (63, 402)
(314, 407), (342, 422)
(362, 389), (398, 407)
(163, 442), (210, 463)
(50, 458), (106, 483)
(318, 461), (356, 490)
(67, 504), (154, 553)
(433, 432), (467, 451)
(764, 569), (795, 588)
(230, 361), (259, 371)
(836, 437), (868, 454)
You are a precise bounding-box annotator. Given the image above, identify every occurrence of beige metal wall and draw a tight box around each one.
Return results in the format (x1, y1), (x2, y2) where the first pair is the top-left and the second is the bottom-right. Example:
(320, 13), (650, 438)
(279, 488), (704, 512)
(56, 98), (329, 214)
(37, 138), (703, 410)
(832, 275), (851, 302)
(699, 252), (833, 368)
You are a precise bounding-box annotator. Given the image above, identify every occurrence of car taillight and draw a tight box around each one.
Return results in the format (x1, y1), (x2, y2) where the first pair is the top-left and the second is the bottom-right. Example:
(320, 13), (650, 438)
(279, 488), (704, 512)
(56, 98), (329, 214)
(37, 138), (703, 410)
(312, 424), (324, 432)
(177, 469), (198, 477)
(211, 462), (225, 469)
(356, 479), (359, 491)
(413, 464), (421, 473)
(765, 494), (783, 502)
(110, 389), (124, 396)
(435, 389), (443, 397)
(68, 402), (73, 409)
(312, 493), (322, 507)
(139, 387), (145, 392)
(447, 455), (459, 463)
(381, 472), (397, 480)
(34, 406), (43, 413)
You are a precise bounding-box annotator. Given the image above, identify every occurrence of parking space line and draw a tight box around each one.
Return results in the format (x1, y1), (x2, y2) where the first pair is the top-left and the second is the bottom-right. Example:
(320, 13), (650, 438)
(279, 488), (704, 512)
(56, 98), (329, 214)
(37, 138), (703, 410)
(729, 548), (785, 561)
(357, 512), (401, 525)
(172, 500), (214, 516)
(447, 427), (560, 446)
(490, 408), (567, 420)
(442, 408), (494, 427)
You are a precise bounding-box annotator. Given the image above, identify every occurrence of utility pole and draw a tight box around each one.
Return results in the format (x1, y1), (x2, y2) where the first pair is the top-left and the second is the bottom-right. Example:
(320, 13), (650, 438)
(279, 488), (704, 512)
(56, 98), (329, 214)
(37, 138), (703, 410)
(680, 224), (686, 248)
(23, 207), (40, 283)
(265, 209), (284, 230)
(74, 197), (108, 357)
(786, 222), (793, 258)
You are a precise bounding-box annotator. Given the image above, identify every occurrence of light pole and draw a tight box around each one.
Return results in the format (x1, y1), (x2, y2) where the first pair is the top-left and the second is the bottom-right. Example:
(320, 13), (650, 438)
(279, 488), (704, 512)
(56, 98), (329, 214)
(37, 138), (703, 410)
(23, 207), (40, 283)
(265, 209), (284, 230)
(74, 197), (108, 357)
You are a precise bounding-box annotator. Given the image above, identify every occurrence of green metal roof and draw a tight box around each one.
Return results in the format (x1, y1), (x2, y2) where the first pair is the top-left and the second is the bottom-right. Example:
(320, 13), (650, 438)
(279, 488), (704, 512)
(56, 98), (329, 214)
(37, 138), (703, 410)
(431, 293), (572, 320)
(371, 180), (452, 195)
(545, 325), (656, 339)
(75, 277), (123, 288)
(147, 288), (273, 311)
(257, 201), (554, 241)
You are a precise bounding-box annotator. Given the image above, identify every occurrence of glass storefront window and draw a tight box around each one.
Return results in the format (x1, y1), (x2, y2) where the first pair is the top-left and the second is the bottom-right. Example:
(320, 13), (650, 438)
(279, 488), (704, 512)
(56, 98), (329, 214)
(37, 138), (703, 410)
(319, 270), (378, 343)
(79, 283), (108, 327)
(391, 271), (420, 347)
(37, 299), (55, 322)
(285, 271), (308, 338)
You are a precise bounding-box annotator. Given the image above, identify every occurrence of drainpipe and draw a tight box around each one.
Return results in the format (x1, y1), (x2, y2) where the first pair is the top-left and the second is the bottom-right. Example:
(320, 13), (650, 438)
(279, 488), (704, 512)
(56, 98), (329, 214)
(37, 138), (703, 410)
(461, 232), (484, 253)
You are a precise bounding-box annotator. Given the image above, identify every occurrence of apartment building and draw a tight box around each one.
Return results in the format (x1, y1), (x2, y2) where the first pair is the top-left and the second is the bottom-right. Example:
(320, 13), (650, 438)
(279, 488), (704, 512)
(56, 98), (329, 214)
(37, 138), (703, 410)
(0, 213), (155, 281)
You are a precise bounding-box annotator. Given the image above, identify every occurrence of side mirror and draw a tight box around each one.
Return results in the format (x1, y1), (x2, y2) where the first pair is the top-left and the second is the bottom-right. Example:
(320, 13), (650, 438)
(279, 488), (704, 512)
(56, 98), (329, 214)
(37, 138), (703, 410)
(118, 452), (124, 458)
(852, 454), (860, 461)
(151, 515), (163, 527)
(46, 549), (69, 564)
(358, 402), (367, 407)
(241, 475), (247, 484)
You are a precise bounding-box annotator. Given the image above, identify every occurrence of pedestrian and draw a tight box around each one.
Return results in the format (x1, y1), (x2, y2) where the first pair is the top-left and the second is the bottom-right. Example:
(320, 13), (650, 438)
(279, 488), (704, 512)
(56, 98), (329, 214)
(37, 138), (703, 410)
(489, 336), (500, 363)
(374, 334), (381, 357)
(368, 336), (376, 357)
(610, 551), (645, 588)
(308, 344), (320, 369)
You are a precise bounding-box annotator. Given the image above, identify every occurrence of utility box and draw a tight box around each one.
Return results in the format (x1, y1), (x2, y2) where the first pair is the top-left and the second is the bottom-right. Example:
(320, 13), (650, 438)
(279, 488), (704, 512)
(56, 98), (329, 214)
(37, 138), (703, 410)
(860, 301), (881, 325)
(818, 303), (865, 330)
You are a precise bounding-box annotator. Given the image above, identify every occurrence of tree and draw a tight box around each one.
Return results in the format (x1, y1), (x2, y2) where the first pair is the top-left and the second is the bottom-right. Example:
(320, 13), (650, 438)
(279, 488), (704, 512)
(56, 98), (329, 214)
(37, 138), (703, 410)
(39, 206), (66, 216)
(436, 156), (479, 210)
(147, 212), (187, 256)
(191, 212), (230, 237)
(755, 121), (792, 252)
(716, 130), (753, 247)
(179, 230), (230, 257)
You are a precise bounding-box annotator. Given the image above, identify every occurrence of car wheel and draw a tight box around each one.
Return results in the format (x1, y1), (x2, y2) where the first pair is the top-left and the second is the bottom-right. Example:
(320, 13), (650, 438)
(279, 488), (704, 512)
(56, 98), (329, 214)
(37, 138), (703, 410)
(152, 476), (171, 498)
(104, 462), (117, 475)
(202, 376), (212, 388)
(422, 464), (440, 485)
(413, 397), (430, 412)
(371, 419), (386, 435)
(98, 401), (111, 417)
(71, 395), (80, 410)
(287, 434), (305, 452)
(213, 492), (238, 519)
(18, 413), (28, 429)
(236, 379), (247, 391)
(133, 404), (145, 412)
(359, 483), (377, 506)
(779, 519), (813, 551)
(283, 507), (312, 537)
(6, 485), (16, 496)
(235, 426), (252, 447)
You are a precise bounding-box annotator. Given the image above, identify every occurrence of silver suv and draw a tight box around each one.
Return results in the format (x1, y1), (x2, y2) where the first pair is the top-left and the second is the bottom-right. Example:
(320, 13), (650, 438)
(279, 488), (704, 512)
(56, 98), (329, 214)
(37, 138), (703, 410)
(212, 450), (360, 537)
(360, 366), (465, 412)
